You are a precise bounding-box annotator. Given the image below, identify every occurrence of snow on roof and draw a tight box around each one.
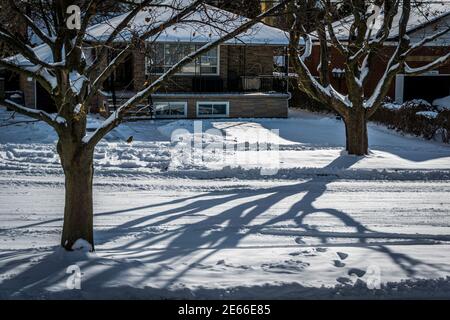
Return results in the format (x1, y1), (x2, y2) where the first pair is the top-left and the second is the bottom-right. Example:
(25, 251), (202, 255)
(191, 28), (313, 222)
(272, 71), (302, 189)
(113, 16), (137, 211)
(3, 43), (55, 68)
(319, 0), (450, 41)
(85, 2), (289, 45)
(5, 1), (289, 67)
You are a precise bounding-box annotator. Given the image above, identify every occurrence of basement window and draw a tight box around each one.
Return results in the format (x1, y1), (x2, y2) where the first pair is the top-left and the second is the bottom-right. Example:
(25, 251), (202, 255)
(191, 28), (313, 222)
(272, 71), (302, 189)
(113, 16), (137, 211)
(154, 102), (187, 118)
(196, 101), (229, 117)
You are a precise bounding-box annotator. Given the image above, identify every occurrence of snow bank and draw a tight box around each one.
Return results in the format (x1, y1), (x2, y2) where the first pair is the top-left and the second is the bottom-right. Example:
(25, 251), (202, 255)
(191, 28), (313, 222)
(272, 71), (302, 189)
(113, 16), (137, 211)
(2, 107), (450, 179)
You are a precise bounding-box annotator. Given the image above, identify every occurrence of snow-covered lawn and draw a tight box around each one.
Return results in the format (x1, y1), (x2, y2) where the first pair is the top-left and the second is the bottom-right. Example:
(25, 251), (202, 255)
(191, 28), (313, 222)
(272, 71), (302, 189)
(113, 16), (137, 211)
(1, 106), (450, 299)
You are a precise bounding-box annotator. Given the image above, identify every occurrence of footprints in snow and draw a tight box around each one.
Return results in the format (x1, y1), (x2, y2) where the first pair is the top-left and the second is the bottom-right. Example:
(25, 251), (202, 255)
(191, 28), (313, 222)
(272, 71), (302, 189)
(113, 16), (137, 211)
(348, 268), (366, 278)
(331, 251), (367, 285)
(261, 259), (310, 274)
(337, 252), (349, 260)
(189, 258), (310, 274)
(289, 247), (327, 257)
(333, 251), (349, 268)
(186, 249), (363, 281)
(336, 277), (353, 285)
(188, 260), (252, 271)
(216, 259), (252, 270)
(333, 260), (346, 268)
(336, 268), (367, 286)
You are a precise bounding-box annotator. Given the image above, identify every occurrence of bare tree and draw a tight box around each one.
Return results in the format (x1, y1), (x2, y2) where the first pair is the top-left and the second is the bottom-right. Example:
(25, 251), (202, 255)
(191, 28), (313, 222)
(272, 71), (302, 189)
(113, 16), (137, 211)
(288, 0), (450, 155)
(0, 0), (287, 250)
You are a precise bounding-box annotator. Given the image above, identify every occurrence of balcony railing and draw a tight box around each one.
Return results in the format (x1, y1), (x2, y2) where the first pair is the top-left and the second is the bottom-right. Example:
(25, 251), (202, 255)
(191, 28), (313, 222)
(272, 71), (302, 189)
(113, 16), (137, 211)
(193, 75), (288, 93)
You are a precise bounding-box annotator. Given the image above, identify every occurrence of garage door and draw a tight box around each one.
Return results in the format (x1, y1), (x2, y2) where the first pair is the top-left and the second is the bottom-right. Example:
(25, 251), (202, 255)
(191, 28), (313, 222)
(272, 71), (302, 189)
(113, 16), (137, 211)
(403, 75), (450, 103)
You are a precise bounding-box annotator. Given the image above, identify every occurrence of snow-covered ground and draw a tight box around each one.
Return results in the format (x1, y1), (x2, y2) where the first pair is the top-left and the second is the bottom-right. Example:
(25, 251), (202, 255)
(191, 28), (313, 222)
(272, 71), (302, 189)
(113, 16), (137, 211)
(1, 106), (450, 299)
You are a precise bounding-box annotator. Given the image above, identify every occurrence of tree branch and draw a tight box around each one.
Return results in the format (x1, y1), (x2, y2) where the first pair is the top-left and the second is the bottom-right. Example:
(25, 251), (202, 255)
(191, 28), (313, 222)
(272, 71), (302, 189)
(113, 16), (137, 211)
(7, 0), (54, 47)
(404, 53), (450, 76)
(85, 0), (206, 105)
(1, 99), (62, 130)
(0, 27), (59, 70)
(85, 0), (158, 75)
(402, 26), (450, 57)
(0, 59), (55, 93)
(365, 0), (411, 116)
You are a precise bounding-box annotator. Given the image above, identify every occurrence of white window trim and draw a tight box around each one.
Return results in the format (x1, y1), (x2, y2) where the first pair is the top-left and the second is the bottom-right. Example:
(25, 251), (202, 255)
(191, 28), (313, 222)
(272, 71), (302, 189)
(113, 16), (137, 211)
(146, 43), (221, 77)
(154, 101), (188, 118)
(196, 101), (230, 118)
(395, 74), (404, 104)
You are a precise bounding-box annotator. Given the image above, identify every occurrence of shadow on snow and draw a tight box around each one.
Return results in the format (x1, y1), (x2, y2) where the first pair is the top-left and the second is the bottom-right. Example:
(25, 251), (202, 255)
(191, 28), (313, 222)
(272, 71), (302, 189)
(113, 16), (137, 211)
(1, 154), (450, 298)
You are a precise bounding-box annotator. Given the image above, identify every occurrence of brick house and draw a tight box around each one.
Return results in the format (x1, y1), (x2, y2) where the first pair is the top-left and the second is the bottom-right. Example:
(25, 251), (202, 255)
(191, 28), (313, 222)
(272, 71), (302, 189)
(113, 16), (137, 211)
(5, 3), (291, 119)
(307, 2), (450, 104)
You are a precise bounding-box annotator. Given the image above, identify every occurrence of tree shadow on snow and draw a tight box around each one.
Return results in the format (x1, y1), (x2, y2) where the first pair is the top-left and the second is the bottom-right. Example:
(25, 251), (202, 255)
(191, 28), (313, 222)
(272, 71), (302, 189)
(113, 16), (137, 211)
(2, 154), (450, 298)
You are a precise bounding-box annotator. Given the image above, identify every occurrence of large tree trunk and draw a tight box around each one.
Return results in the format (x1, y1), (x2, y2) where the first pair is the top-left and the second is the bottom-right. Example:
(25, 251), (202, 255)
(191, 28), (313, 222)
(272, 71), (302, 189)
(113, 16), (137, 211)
(344, 110), (368, 156)
(58, 140), (95, 251)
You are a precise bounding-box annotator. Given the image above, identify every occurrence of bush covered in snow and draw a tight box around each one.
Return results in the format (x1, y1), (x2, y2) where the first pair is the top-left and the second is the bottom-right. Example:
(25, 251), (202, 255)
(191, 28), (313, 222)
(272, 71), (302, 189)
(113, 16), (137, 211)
(398, 100), (439, 140)
(371, 99), (450, 143)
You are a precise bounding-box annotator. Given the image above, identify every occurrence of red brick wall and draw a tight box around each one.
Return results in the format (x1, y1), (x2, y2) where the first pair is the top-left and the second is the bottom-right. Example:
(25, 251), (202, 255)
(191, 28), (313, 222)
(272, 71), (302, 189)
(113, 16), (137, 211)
(133, 49), (146, 91)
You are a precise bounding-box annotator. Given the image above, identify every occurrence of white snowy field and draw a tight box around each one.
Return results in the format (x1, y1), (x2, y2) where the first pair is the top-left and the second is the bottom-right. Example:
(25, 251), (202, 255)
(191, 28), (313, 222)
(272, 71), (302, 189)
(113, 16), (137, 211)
(1, 106), (450, 299)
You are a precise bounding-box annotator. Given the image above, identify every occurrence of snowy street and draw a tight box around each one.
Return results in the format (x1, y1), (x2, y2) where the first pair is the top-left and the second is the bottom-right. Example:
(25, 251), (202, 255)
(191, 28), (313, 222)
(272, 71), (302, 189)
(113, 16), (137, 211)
(1, 108), (450, 298)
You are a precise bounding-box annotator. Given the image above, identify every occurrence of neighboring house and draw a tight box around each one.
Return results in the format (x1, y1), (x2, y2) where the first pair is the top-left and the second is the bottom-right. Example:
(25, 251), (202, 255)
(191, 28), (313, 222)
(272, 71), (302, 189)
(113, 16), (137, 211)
(0, 2), (27, 101)
(307, 2), (450, 104)
(4, 3), (291, 119)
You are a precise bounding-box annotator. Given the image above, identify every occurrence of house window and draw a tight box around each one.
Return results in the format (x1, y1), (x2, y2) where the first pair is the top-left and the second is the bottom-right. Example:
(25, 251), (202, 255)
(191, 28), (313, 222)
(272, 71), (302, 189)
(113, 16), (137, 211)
(147, 43), (219, 75)
(196, 101), (229, 117)
(274, 55), (285, 67)
(154, 102), (187, 118)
